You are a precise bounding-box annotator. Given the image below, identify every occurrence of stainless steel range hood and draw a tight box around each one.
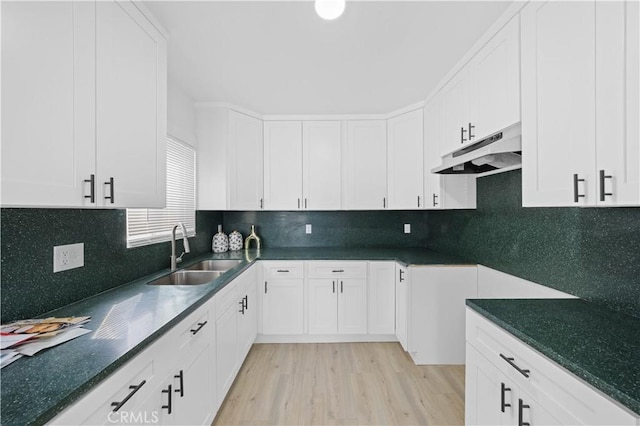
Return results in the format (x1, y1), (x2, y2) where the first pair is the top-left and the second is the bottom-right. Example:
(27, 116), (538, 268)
(432, 123), (521, 175)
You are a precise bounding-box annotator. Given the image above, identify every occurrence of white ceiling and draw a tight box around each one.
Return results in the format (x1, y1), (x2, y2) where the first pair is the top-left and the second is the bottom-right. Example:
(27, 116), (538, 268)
(144, 1), (512, 115)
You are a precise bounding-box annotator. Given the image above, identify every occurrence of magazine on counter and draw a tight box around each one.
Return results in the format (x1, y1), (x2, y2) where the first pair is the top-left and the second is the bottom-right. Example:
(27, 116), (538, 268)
(0, 316), (91, 367)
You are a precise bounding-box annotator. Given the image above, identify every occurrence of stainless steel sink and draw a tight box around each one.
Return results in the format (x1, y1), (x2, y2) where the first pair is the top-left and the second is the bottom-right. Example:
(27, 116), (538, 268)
(148, 270), (223, 286)
(183, 259), (242, 272)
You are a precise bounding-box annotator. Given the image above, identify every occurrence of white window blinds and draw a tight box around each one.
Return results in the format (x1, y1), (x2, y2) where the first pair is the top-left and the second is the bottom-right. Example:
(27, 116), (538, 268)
(126, 138), (196, 248)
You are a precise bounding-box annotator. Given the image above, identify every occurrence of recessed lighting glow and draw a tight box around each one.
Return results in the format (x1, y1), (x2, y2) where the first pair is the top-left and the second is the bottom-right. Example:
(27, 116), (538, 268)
(315, 0), (346, 20)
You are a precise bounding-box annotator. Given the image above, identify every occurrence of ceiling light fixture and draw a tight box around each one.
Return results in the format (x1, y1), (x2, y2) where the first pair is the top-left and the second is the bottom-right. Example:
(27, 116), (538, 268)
(315, 0), (345, 20)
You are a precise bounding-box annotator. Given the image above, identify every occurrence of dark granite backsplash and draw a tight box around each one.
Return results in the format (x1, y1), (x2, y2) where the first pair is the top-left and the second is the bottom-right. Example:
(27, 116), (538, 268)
(2, 169), (639, 321)
(1, 209), (222, 322)
(427, 169), (640, 319)
(222, 210), (430, 248)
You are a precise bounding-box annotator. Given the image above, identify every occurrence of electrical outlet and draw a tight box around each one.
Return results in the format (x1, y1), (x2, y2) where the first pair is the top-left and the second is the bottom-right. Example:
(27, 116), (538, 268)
(404, 224), (411, 234)
(306, 224), (312, 234)
(53, 243), (84, 273)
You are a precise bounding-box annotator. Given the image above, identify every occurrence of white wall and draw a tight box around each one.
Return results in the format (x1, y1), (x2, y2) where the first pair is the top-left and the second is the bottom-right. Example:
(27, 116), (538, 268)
(168, 80), (198, 147)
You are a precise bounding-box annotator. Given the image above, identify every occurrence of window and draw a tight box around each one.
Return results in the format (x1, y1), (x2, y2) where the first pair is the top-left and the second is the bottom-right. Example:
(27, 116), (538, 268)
(126, 137), (196, 248)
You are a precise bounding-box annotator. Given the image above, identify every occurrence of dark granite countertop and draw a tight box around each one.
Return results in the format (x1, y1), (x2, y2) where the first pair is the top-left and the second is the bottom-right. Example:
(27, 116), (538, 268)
(1, 247), (467, 426)
(466, 299), (640, 416)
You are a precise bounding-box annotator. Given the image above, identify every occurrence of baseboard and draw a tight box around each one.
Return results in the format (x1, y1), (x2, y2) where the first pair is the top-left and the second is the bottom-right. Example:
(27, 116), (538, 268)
(254, 334), (398, 344)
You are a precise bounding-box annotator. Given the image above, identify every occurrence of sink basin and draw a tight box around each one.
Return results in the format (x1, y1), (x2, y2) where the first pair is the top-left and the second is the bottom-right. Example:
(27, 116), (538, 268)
(184, 259), (242, 272)
(148, 270), (223, 286)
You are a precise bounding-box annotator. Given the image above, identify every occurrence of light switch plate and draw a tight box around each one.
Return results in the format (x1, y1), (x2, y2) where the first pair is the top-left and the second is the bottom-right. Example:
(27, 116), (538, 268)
(306, 224), (312, 234)
(404, 224), (411, 234)
(53, 243), (84, 273)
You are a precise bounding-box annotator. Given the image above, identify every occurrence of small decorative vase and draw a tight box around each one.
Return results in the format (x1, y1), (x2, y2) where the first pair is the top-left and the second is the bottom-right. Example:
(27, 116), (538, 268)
(212, 225), (229, 253)
(228, 230), (243, 251)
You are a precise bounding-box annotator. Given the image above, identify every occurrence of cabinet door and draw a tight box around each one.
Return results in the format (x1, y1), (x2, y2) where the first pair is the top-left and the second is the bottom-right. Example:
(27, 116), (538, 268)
(344, 120), (388, 209)
(387, 109), (424, 209)
(263, 121), (303, 210)
(368, 262), (396, 335)
(303, 121), (342, 210)
(216, 302), (238, 402)
(238, 269), (258, 360)
(337, 278), (367, 334)
(440, 69), (473, 155)
(395, 264), (409, 351)
(474, 15), (520, 141)
(262, 279), (304, 334)
(174, 342), (214, 425)
(465, 344), (514, 426)
(423, 97), (443, 209)
(595, 0), (640, 206)
(307, 279), (338, 334)
(1, 1), (95, 208)
(409, 266), (477, 365)
(521, 1), (596, 207)
(229, 111), (264, 210)
(95, 1), (167, 208)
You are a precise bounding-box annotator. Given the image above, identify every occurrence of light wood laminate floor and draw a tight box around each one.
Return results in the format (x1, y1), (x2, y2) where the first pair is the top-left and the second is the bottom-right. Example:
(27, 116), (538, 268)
(213, 342), (465, 425)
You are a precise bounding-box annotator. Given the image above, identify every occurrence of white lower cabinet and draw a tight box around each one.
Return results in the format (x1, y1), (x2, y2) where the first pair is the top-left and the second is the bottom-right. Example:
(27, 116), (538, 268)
(408, 265), (478, 365)
(306, 262), (368, 335)
(261, 262), (305, 335)
(367, 262), (396, 335)
(50, 297), (216, 426)
(395, 263), (409, 351)
(466, 308), (637, 425)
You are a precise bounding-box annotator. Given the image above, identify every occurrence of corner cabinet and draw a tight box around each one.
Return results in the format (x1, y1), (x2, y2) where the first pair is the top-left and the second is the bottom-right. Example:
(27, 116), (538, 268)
(521, 0), (640, 207)
(1, 1), (167, 208)
(261, 262), (305, 335)
(196, 108), (264, 210)
(387, 109), (425, 209)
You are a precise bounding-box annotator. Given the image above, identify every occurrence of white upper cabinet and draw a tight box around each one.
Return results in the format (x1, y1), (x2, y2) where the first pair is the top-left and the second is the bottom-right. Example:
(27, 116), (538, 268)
(424, 96), (477, 210)
(1, 2), (95, 208)
(522, 0), (639, 207)
(438, 14), (520, 157)
(387, 109), (424, 209)
(1, 1), (167, 209)
(473, 15), (520, 141)
(228, 111), (264, 210)
(594, 0), (639, 206)
(303, 121), (342, 210)
(95, 1), (167, 208)
(440, 67), (476, 156)
(263, 121), (303, 210)
(344, 120), (388, 210)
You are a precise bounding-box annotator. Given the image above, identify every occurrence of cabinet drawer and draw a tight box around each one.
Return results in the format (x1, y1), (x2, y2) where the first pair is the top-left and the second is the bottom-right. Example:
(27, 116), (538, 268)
(176, 305), (211, 353)
(263, 262), (304, 279)
(51, 350), (157, 425)
(466, 309), (636, 425)
(306, 261), (367, 279)
(215, 281), (240, 317)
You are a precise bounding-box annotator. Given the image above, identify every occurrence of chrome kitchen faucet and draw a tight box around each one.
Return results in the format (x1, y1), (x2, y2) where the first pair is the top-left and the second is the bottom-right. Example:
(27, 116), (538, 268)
(170, 223), (191, 270)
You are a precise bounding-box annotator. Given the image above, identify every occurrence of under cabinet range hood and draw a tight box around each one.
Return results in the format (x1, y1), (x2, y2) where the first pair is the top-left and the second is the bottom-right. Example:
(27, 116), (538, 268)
(432, 123), (522, 175)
